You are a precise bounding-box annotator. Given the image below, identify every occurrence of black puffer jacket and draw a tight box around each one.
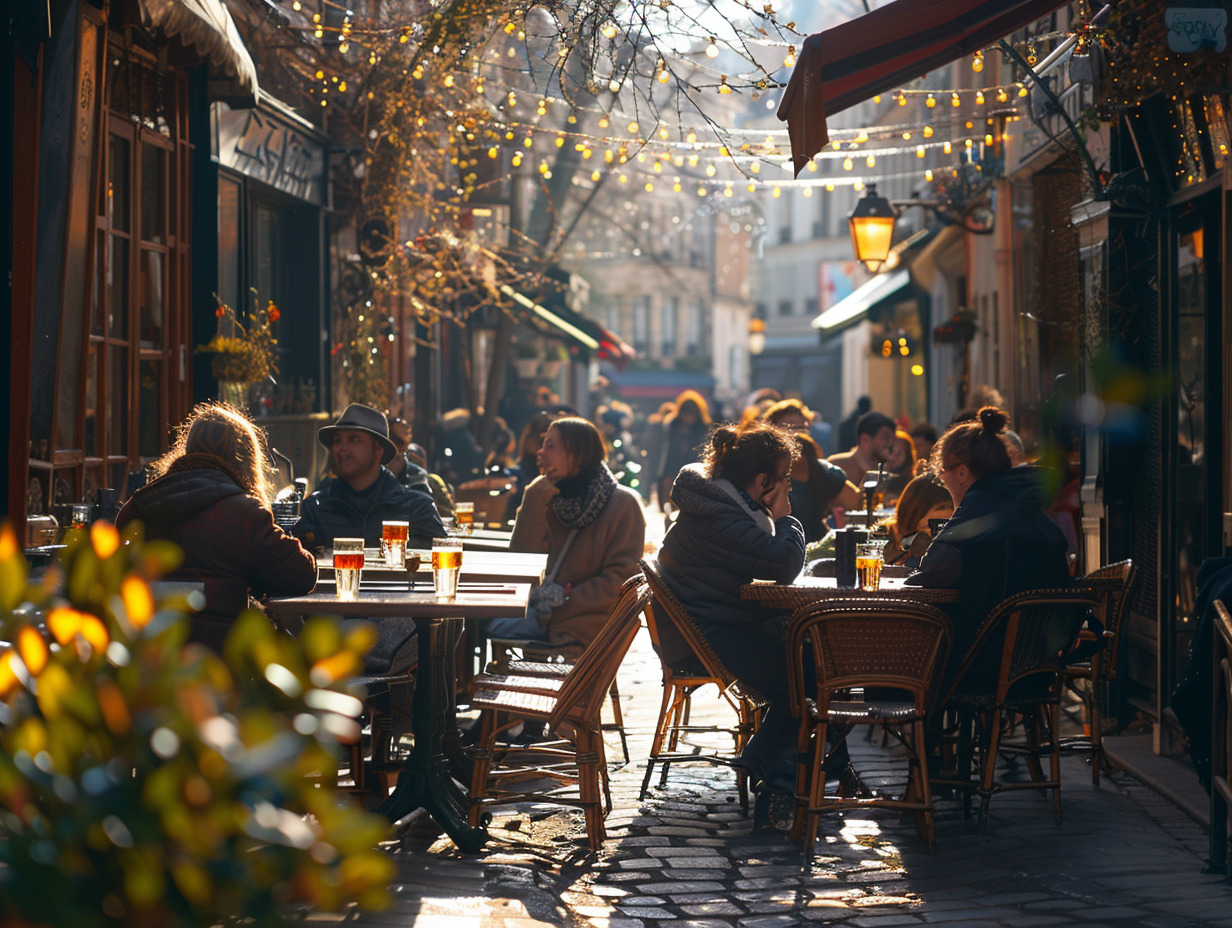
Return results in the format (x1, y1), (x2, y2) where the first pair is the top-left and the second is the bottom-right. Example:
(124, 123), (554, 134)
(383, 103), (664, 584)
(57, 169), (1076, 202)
(116, 455), (317, 652)
(293, 468), (447, 548)
(658, 463), (805, 636)
(908, 465), (1071, 689)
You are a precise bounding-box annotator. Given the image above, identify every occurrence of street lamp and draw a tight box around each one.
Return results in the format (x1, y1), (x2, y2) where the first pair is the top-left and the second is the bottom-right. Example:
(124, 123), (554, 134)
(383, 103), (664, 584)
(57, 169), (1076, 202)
(748, 316), (766, 355)
(848, 180), (996, 272)
(847, 184), (897, 272)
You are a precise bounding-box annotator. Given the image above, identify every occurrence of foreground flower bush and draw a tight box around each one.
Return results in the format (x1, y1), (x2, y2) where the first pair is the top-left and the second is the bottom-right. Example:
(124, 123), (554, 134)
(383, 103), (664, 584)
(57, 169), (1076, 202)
(0, 522), (394, 927)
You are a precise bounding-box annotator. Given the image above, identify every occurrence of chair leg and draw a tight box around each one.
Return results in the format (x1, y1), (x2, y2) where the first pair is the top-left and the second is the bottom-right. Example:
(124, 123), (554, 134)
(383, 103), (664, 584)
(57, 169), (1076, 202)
(1049, 701), (1063, 824)
(468, 710), (498, 828)
(978, 709), (1001, 828)
(606, 678), (630, 765)
(1090, 660), (1104, 787)
(908, 718), (936, 852)
(577, 730), (607, 850)
(641, 682), (677, 799)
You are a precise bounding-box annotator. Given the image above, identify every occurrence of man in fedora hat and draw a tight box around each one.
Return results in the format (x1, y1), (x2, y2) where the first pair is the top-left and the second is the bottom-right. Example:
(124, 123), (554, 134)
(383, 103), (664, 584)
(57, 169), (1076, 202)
(293, 403), (447, 549)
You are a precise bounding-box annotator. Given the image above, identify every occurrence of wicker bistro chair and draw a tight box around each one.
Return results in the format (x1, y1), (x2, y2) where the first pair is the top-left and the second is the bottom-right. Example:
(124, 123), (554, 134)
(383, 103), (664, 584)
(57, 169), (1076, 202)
(1057, 560), (1137, 785)
(638, 559), (766, 811)
(785, 598), (953, 859)
(466, 579), (650, 850)
(933, 588), (1100, 827)
(483, 576), (643, 764)
(339, 667), (416, 798)
(1209, 600), (1232, 879)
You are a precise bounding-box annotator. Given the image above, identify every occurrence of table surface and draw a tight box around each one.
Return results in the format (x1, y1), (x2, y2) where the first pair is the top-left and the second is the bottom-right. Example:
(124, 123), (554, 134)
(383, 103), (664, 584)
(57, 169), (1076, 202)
(741, 575), (961, 606)
(317, 549), (545, 585)
(266, 582), (531, 618)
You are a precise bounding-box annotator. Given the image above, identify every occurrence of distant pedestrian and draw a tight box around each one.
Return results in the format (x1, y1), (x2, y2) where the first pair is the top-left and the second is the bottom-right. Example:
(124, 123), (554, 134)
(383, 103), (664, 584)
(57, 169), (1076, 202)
(656, 390), (712, 510)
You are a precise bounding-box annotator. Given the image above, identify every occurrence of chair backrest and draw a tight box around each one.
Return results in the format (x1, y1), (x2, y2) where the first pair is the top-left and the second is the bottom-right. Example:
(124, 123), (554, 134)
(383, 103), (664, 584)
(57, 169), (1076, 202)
(786, 597), (953, 714)
(455, 476), (517, 528)
(1078, 559), (1136, 680)
(639, 558), (739, 691)
(944, 587), (1099, 704)
(1211, 600), (1232, 816)
(549, 578), (649, 729)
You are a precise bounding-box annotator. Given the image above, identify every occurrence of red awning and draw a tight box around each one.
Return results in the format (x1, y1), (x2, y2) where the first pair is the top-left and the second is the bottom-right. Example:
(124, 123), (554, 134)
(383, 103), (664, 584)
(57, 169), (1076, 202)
(777, 0), (1069, 176)
(596, 329), (636, 368)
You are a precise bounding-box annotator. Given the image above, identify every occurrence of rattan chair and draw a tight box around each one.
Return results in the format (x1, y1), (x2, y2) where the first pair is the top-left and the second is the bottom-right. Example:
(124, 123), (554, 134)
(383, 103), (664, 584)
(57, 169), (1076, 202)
(484, 575), (642, 764)
(1058, 560), (1136, 785)
(466, 579), (649, 850)
(933, 588), (1099, 827)
(786, 598), (952, 858)
(638, 558), (765, 810)
(1208, 599), (1232, 879)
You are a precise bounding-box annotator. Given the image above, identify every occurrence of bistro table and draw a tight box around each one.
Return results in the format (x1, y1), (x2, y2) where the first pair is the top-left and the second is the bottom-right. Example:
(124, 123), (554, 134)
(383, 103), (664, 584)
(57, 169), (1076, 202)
(741, 575), (961, 611)
(266, 582), (531, 852)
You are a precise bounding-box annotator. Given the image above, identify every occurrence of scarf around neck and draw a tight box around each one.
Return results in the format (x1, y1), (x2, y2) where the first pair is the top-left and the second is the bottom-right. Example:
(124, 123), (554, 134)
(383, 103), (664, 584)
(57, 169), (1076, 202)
(551, 463), (618, 529)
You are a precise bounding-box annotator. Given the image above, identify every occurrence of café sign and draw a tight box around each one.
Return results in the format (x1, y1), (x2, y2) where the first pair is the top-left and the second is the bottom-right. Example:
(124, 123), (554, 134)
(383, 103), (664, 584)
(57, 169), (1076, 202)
(1165, 7), (1227, 53)
(215, 104), (326, 205)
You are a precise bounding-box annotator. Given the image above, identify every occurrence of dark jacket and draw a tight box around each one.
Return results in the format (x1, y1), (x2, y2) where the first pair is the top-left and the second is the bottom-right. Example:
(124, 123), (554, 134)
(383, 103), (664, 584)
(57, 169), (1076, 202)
(115, 454), (317, 653)
(659, 463), (805, 636)
(909, 465), (1071, 691)
(293, 468), (447, 548)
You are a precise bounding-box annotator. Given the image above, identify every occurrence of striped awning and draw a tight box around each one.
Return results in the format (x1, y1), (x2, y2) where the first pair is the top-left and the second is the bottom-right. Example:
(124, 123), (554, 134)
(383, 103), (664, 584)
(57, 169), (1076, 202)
(136, 0), (259, 106)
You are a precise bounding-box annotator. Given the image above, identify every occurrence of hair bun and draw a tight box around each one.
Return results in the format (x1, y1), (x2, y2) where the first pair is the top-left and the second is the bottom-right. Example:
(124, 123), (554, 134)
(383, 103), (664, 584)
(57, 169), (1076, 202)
(712, 425), (738, 456)
(978, 406), (1008, 433)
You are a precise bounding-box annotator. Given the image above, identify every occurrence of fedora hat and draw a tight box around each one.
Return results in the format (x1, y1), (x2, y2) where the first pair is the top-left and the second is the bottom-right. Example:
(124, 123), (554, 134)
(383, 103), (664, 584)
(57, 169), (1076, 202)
(318, 404), (398, 466)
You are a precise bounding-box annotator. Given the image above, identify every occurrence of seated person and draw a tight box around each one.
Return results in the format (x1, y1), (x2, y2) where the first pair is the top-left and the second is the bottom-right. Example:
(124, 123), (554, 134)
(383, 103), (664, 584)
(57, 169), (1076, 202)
(908, 407), (1071, 694)
(763, 399), (860, 541)
(294, 404), (447, 550)
(486, 417), (646, 649)
(387, 416), (456, 518)
(827, 411), (896, 487)
(658, 420), (860, 829)
(116, 402), (316, 653)
(881, 428), (918, 504)
(878, 472), (953, 568)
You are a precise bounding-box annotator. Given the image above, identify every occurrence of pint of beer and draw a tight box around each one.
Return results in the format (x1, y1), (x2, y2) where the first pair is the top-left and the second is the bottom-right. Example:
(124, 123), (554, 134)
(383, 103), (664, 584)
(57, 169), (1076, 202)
(856, 541), (885, 591)
(454, 501), (475, 533)
(432, 537), (464, 599)
(333, 538), (365, 602)
(381, 520), (410, 568)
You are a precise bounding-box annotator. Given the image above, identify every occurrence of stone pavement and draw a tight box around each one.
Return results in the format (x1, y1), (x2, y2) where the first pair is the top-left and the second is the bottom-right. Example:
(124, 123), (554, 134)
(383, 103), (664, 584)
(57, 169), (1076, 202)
(312, 623), (1232, 928)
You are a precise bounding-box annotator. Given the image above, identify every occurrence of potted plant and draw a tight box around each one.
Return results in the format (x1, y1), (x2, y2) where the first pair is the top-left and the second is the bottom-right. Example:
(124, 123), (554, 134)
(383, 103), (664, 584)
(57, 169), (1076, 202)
(0, 522), (394, 927)
(197, 289), (280, 411)
(540, 342), (569, 379)
(513, 342), (540, 379)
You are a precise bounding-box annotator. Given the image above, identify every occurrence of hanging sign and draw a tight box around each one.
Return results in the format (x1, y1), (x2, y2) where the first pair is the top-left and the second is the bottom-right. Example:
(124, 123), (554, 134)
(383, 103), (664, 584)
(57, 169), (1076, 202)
(1165, 7), (1227, 53)
(214, 103), (327, 205)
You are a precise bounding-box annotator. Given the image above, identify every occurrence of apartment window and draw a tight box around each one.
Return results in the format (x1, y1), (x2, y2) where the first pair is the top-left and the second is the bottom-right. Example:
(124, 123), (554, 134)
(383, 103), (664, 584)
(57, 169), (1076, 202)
(804, 297), (819, 321)
(632, 296), (650, 354)
(777, 299), (793, 317)
(661, 297), (678, 356)
(686, 300), (704, 353)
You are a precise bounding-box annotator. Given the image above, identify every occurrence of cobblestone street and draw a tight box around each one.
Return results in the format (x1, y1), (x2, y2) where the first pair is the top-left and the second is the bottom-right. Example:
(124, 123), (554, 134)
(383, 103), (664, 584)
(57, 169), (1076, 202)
(318, 620), (1231, 928)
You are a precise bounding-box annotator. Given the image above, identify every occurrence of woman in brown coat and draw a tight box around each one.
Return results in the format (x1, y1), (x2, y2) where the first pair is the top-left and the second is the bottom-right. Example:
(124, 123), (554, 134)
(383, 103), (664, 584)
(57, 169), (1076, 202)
(488, 417), (646, 648)
(116, 403), (317, 652)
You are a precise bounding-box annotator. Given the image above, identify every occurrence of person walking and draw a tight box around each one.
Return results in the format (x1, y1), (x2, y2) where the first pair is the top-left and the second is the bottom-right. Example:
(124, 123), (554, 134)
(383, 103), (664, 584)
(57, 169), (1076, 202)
(656, 390), (712, 512)
(116, 402), (316, 652)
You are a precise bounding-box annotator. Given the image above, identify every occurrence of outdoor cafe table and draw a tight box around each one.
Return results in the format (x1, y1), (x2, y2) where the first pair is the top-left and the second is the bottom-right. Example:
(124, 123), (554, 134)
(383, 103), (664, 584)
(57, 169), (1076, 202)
(265, 582), (531, 852)
(740, 575), (961, 610)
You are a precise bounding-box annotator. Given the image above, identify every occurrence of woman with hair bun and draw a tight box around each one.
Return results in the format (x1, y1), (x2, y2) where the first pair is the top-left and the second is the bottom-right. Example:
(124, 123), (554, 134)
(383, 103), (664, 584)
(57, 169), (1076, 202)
(908, 406), (1071, 691)
(658, 420), (860, 828)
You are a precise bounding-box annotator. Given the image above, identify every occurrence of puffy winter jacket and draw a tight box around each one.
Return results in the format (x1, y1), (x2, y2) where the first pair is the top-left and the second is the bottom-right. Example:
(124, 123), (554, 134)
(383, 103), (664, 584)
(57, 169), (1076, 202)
(908, 465), (1071, 691)
(658, 463), (805, 636)
(293, 468), (447, 548)
(115, 454), (317, 652)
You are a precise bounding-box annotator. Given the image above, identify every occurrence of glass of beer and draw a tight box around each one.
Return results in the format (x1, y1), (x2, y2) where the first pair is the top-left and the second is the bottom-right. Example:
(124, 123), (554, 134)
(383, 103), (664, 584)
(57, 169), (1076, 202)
(381, 520), (410, 568)
(454, 501), (475, 534)
(432, 537), (464, 600)
(333, 538), (365, 602)
(856, 540), (886, 592)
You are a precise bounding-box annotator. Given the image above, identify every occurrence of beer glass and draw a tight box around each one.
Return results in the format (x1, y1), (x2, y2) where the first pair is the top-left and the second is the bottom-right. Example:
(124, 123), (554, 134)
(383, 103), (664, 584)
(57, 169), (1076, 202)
(453, 501), (475, 534)
(856, 540), (886, 591)
(332, 538), (365, 602)
(381, 520), (409, 568)
(432, 537), (464, 600)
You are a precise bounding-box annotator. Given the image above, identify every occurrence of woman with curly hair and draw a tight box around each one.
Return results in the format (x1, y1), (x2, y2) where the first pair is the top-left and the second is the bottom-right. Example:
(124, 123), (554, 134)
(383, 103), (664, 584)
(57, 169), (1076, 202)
(657, 419), (861, 828)
(116, 402), (316, 652)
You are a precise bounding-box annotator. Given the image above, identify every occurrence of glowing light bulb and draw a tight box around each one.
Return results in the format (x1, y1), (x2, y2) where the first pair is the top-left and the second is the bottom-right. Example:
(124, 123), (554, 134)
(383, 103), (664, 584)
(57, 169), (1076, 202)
(976, 90), (985, 104)
(926, 94), (936, 108)
(602, 23), (618, 38)
(598, 117), (609, 128)
(645, 182), (654, 192)
(618, 173), (627, 184)
(943, 141), (952, 154)
(972, 50), (984, 72)
(444, 75), (454, 87)
(825, 182), (834, 191)
(917, 145), (925, 158)
(1018, 84), (1028, 97)
(923, 125), (934, 138)
(771, 187), (781, 198)
(997, 88), (1009, 103)
(842, 157), (853, 170)
(802, 187), (813, 197)
(951, 92), (960, 107)
(591, 170), (601, 181)
(698, 187), (707, 197)
(897, 93), (907, 106)
(724, 185), (733, 197)
(706, 40), (719, 58)
(705, 163), (716, 176)
(866, 154), (875, 167)
(784, 47), (796, 68)
(658, 70), (670, 83)
(873, 95), (882, 104)
(903, 131), (912, 140)
(609, 79), (621, 92)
